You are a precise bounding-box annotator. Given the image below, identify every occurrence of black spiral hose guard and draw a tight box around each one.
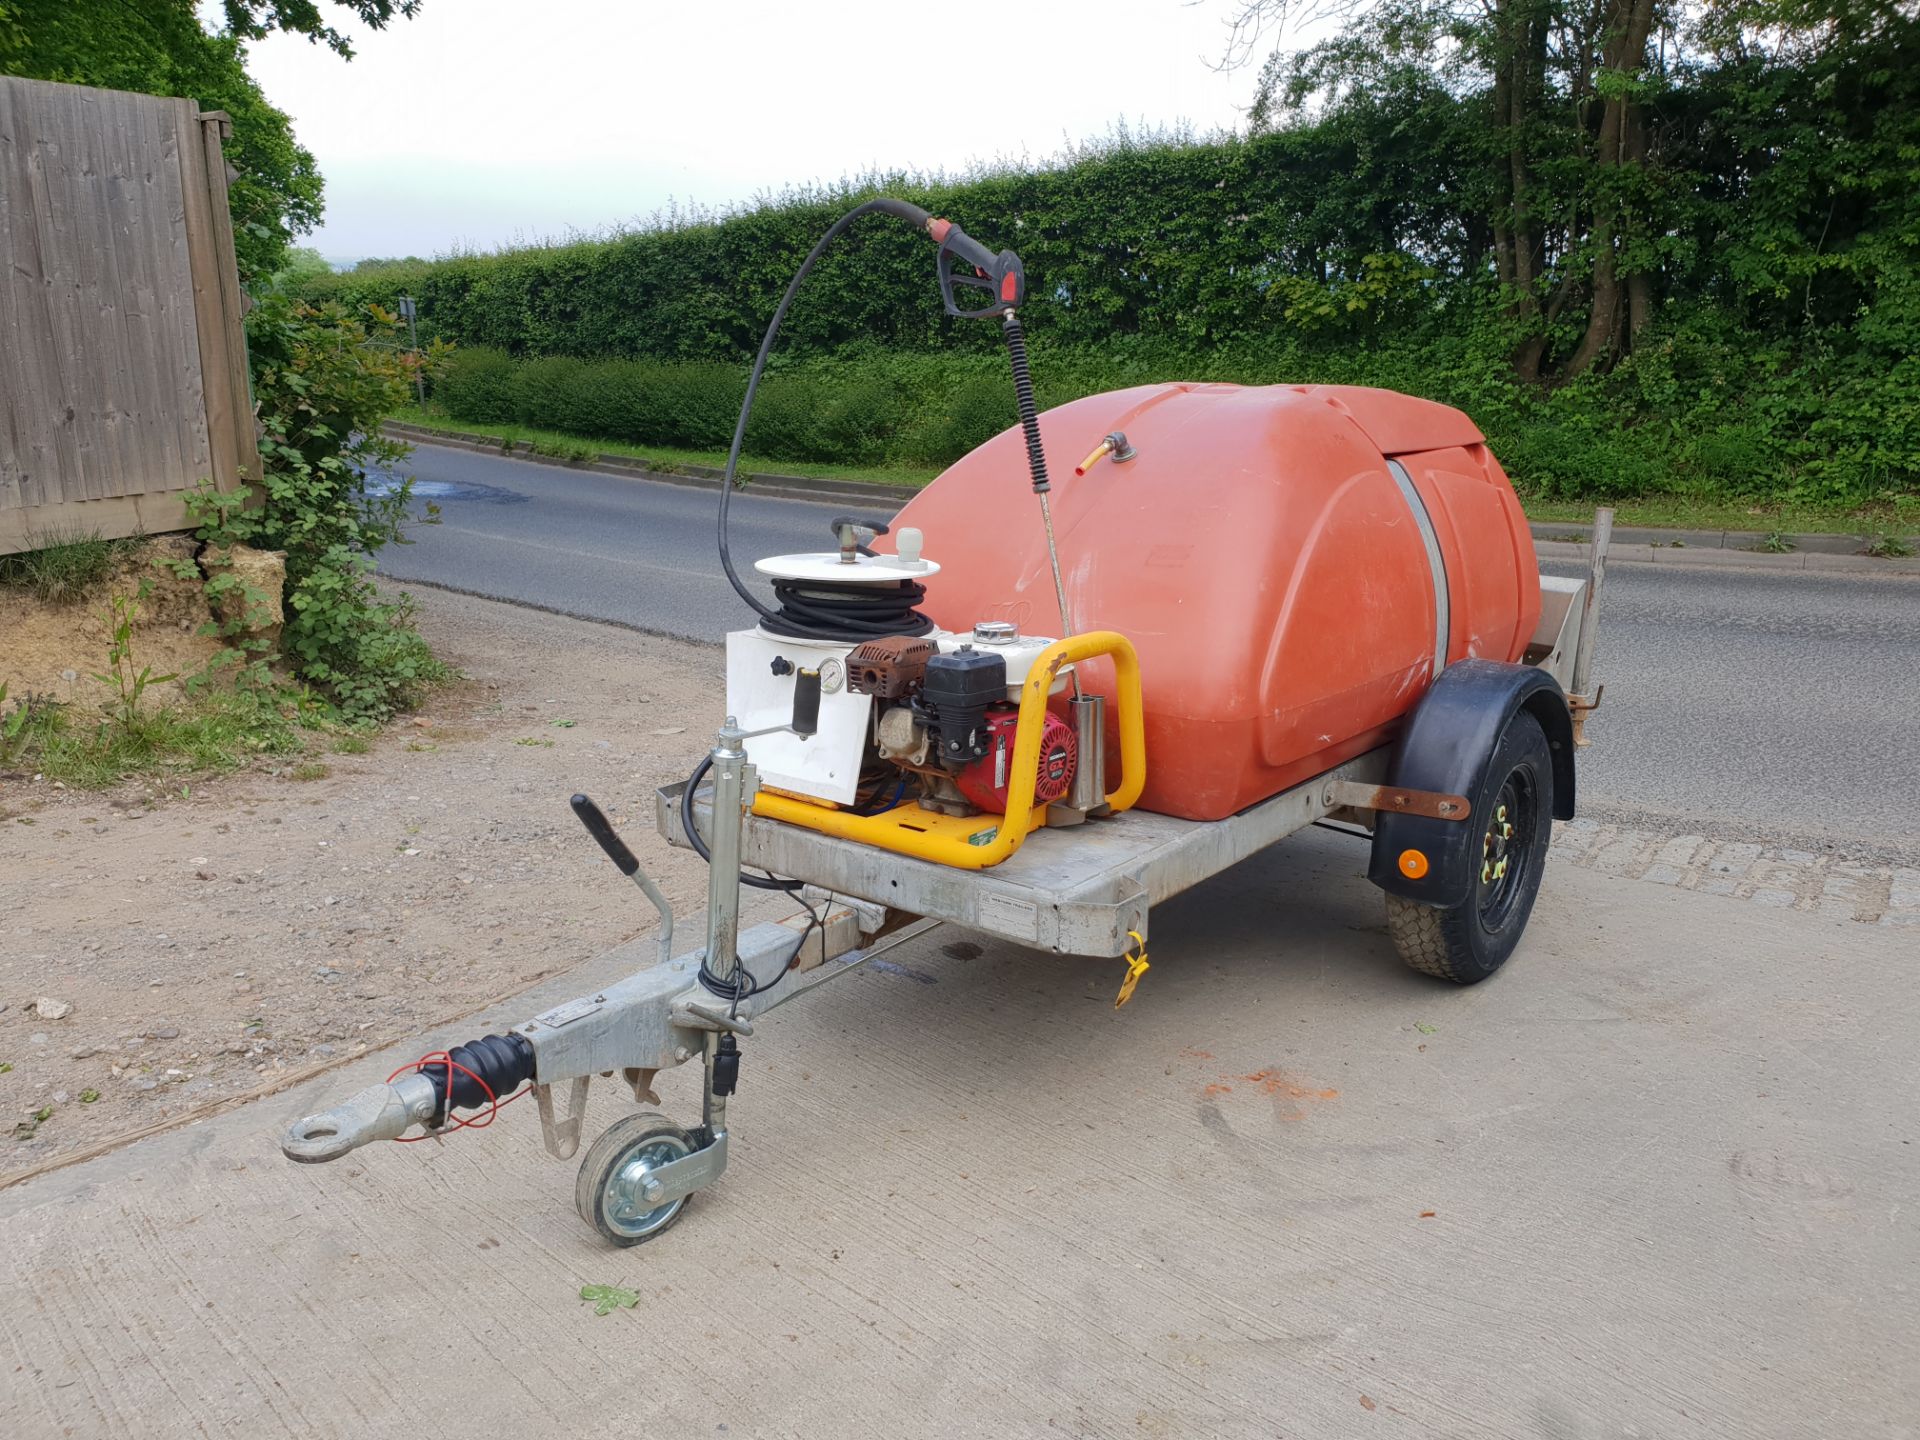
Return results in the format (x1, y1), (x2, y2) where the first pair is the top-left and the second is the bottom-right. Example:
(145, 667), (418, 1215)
(423, 1032), (536, 1122)
(1002, 312), (1051, 495)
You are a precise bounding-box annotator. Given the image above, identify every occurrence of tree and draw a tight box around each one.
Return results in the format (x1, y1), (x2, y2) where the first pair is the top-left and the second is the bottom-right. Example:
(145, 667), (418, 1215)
(1220, 0), (1919, 389)
(264, 245), (339, 293)
(217, 1), (424, 59)
(1225, 0), (1677, 379)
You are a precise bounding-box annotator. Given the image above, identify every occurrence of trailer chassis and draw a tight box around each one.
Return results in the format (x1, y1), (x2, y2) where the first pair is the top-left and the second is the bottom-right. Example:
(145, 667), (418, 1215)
(280, 522), (1611, 1245)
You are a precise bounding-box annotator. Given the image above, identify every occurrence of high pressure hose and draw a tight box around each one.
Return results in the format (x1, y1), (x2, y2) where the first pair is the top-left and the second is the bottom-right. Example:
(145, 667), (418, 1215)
(716, 197), (942, 632)
(698, 197), (1039, 886)
(715, 196), (1033, 636)
(759, 575), (933, 641)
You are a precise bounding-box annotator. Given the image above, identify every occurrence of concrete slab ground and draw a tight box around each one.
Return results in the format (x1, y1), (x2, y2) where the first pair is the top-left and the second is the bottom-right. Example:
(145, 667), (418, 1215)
(3, 831), (1915, 1439)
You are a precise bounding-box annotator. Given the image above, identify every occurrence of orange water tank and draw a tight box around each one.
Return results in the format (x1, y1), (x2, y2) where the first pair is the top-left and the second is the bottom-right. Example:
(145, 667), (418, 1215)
(887, 383), (1541, 822)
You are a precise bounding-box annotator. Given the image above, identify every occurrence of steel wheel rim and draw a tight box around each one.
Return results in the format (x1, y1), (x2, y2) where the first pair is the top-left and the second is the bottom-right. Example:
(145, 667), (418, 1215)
(1477, 772), (1535, 930)
(604, 1134), (692, 1238)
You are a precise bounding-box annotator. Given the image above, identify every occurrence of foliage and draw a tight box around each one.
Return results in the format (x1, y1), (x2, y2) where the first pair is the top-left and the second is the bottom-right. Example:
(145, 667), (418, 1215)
(0, 528), (143, 603)
(216, 0), (422, 58)
(262, 245), (337, 295)
(434, 330), (1902, 504)
(0, 683), (42, 767)
(2, 685), (310, 789)
(191, 298), (452, 720)
(579, 1284), (642, 1316)
(91, 585), (177, 733)
(436, 346), (518, 424)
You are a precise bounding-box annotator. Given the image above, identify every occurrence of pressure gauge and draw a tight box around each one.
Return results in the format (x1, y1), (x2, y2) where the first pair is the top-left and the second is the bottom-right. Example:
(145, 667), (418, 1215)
(819, 657), (845, 694)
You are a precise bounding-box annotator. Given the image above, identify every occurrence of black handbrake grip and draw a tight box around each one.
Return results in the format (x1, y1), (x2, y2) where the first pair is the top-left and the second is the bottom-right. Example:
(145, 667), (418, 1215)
(791, 669), (822, 739)
(569, 793), (639, 876)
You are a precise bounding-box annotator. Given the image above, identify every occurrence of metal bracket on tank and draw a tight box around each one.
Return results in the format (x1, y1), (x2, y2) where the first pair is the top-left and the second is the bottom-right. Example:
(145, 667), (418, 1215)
(1321, 780), (1471, 822)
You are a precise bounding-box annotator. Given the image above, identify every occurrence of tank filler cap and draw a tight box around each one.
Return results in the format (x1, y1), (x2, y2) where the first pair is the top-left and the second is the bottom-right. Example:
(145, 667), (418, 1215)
(972, 620), (1019, 644)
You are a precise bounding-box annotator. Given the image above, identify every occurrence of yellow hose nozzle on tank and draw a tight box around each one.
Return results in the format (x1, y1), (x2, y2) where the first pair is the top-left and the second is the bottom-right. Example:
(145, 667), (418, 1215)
(1074, 430), (1136, 476)
(752, 631), (1147, 871)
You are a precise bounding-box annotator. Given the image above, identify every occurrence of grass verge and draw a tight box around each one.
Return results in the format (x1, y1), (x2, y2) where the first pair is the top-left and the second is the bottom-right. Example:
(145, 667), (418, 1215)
(1523, 496), (1919, 537)
(0, 527), (149, 603)
(0, 684), (360, 792)
(391, 405), (941, 490)
(396, 405), (1916, 536)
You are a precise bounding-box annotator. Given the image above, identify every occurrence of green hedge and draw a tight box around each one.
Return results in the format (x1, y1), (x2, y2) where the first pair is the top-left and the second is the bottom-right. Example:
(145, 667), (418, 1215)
(437, 336), (1844, 502)
(312, 75), (1917, 506)
(440, 345), (1016, 467)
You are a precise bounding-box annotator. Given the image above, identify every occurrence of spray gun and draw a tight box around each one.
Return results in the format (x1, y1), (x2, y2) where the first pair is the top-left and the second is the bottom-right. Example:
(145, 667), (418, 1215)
(713, 198), (1075, 646)
(902, 207), (1075, 642)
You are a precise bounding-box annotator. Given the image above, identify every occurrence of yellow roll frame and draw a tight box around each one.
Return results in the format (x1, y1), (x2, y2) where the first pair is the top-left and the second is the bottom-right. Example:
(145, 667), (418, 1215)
(751, 631), (1146, 870)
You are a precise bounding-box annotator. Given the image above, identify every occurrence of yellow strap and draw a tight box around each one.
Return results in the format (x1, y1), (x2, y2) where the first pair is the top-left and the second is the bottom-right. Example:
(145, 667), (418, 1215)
(1115, 930), (1150, 1008)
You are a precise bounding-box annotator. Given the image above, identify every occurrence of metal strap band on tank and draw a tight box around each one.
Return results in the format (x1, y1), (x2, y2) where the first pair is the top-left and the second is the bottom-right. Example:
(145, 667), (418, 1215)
(1386, 459), (1451, 677)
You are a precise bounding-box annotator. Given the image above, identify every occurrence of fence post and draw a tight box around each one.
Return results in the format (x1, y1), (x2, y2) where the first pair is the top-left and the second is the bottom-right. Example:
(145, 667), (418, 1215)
(399, 296), (425, 406)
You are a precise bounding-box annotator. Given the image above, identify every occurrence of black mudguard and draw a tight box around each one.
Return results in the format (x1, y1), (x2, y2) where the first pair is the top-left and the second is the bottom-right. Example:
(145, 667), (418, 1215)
(1368, 660), (1576, 907)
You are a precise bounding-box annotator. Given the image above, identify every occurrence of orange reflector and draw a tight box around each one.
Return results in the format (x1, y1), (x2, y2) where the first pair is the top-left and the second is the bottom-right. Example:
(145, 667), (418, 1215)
(1398, 849), (1430, 879)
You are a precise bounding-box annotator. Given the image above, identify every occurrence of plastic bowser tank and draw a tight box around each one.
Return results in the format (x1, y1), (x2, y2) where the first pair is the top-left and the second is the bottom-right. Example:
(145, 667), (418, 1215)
(886, 383), (1541, 823)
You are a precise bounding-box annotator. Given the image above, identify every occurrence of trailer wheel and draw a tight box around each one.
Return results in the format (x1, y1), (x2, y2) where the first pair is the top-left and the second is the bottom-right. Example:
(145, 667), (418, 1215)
(575, 1112), (697, 1246)
(1385, 708), (1554, 984)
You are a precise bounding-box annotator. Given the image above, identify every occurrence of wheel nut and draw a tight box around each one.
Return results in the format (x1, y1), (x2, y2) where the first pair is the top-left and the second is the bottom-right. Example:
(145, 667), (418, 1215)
(1481, 861), (1493, 884)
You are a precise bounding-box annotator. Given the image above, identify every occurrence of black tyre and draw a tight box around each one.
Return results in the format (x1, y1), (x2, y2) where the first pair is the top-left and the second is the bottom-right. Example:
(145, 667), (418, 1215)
(574, 1111), (697, 1246)
(1385, 708), (1554, 984)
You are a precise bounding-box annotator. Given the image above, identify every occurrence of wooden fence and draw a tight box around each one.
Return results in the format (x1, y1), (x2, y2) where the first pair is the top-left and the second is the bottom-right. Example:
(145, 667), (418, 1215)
(0, 75), (259, 555)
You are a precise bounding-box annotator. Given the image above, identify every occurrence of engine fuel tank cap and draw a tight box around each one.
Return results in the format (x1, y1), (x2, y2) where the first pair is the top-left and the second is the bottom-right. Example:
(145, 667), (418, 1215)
(972, 620), (1019, 644)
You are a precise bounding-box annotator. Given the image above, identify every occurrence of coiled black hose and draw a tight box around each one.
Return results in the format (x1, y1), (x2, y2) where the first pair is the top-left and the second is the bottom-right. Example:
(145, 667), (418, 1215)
(761, 577), (933, 641)
(1001, 311), (1051, 495)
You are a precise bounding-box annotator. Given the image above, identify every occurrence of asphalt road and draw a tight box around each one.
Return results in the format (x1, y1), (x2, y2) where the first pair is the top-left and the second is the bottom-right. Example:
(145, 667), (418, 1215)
(374, 442), (1920, 863)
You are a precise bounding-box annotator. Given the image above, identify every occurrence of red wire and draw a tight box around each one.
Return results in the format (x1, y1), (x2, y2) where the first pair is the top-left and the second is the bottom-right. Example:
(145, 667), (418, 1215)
(386, 1051), (531, 1143)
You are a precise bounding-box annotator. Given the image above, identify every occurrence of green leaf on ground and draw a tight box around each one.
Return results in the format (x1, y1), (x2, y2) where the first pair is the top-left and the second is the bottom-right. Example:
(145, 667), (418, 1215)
(551, 719), (577, 728)
(579, 1283), (641, 1316)
(1414, 1022), (1437, 1035)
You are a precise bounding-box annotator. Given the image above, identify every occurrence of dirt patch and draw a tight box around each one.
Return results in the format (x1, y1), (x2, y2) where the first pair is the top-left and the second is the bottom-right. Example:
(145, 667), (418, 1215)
(0, 537), (225, 710)
(0, 584), (735, 1178)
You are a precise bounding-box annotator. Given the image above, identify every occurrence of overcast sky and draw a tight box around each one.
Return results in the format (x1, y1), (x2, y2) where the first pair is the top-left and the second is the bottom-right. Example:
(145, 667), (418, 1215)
(242, 0), (1276, 262)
